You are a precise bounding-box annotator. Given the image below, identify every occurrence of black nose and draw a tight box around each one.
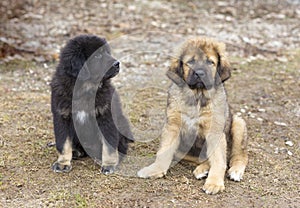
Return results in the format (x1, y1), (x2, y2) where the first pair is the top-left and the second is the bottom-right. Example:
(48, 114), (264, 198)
(195, 70), (205, 77)
(112, 61), (120, 68)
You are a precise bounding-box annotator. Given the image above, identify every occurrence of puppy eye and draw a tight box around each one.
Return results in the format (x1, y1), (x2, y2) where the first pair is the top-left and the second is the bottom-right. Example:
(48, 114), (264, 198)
(187, 59), (195, 65)
(95, 54), (102, 59)
(206, 59), (215, 65)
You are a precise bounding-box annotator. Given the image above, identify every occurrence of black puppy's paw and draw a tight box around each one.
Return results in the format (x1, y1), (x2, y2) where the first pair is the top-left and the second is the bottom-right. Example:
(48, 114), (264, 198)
(52, 162), (72, 173)
(72, 149), (86, 160)
(101, 165), (115, 175)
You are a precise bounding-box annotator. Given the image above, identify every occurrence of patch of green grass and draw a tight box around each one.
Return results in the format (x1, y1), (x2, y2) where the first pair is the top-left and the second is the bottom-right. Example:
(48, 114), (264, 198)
(0, 114), (11, 124)
(0, 59), (36, 73)
(232, 49), (300, 74)
(0, 173), (3, 186)
(74, 193), (88, 208)
(48, 190), (72, 204)
(284, 49), (300, 72)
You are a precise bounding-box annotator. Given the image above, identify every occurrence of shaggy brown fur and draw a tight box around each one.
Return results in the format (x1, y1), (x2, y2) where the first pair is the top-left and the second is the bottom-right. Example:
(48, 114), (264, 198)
(138, 37), (248, 195)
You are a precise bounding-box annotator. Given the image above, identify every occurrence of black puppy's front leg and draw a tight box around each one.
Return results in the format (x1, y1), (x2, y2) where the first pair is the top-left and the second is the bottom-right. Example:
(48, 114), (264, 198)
(52, 113), (73, 173)
(98, 117), (120, 175)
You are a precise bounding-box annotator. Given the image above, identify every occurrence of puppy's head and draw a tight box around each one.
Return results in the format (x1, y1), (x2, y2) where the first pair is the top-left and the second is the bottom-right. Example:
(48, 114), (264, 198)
(167, 37), (231, 90)
(59, 35), (120, 82)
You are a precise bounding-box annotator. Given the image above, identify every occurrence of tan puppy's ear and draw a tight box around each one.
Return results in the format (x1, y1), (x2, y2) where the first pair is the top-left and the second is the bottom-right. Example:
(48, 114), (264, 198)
(216, 43), (231, 85)
(166, 57), (185, 87)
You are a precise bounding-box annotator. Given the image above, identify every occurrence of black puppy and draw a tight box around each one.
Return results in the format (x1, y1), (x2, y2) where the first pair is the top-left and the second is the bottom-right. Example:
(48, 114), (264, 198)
(51, 35), (133, 174)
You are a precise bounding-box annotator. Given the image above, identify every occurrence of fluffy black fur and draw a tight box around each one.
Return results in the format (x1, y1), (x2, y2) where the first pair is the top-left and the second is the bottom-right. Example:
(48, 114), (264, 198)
(51, 34), (133, 174)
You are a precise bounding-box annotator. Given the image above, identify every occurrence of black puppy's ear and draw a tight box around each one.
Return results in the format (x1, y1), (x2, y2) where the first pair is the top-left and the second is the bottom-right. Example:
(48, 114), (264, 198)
(69, 51), (90, 81)
(215, 45), (231, 85)
(166, 57), (185, 87)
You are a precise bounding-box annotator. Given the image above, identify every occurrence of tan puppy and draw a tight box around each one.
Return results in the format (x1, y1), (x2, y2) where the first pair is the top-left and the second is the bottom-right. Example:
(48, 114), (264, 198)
(138, 37), (248, 194)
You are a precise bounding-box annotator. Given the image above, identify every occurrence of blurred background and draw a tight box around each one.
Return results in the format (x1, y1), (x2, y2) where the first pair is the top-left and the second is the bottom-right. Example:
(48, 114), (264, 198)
(1, 0), (299, 62)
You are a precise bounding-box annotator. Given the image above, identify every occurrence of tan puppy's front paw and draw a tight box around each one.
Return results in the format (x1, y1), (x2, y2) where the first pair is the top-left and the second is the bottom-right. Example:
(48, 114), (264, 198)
(137, 163), (166, 179)
(202, 181), (225, 194)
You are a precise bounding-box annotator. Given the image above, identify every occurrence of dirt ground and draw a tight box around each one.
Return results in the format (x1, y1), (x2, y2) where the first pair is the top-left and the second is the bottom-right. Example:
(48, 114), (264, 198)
(0, 0), (300, 207)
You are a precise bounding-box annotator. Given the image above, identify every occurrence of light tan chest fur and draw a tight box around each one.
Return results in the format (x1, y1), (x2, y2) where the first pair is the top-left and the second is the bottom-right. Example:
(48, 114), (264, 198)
(168, 84), (228, 139)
